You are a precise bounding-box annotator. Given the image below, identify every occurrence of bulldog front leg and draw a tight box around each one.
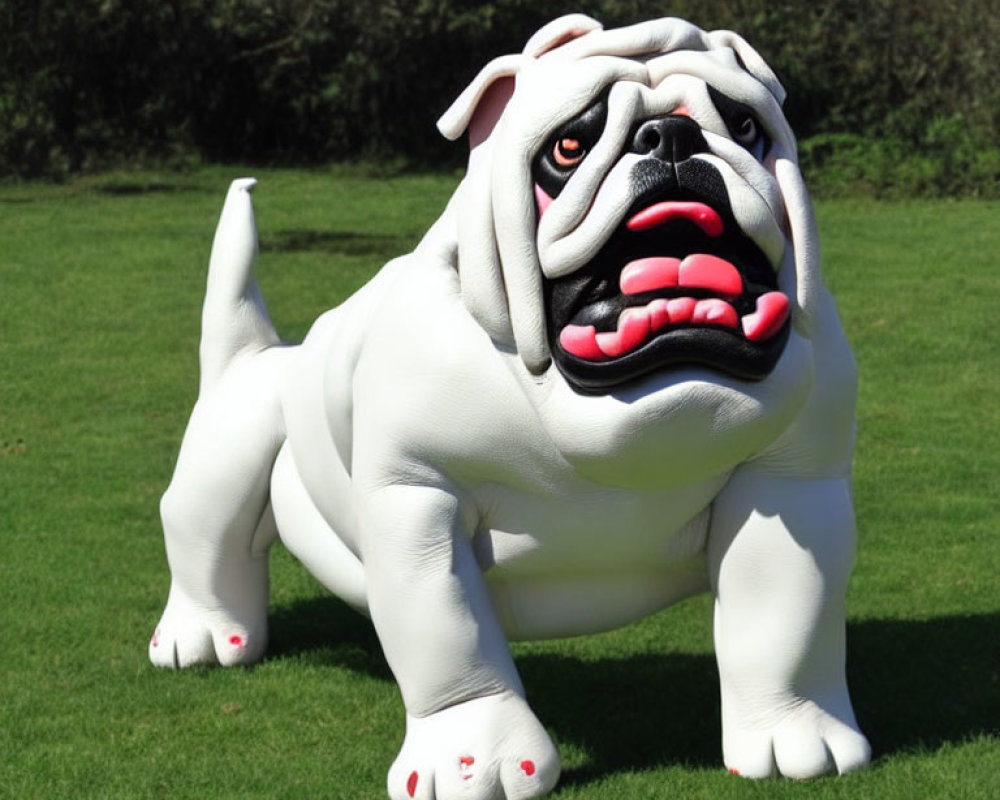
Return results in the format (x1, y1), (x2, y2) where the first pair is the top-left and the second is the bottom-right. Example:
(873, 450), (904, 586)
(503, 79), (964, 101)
(708, 470), (871, 779)
(359, 485), (560, 800)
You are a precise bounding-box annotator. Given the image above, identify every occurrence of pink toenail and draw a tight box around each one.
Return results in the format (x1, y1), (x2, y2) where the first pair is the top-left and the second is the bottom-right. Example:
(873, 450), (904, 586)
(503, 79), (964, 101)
(406, 770), (418, 797)
(151, 629), (160, 647)
(520, 760), (536, 776)
(229, 634), (244, 647)
(729, 767), (740, 775)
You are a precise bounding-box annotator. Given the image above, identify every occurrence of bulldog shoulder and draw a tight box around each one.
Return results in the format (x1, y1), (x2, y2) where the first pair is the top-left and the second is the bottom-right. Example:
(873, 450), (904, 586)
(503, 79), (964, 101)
(318, 253), (564, 484)
(748, 290), (858, 478)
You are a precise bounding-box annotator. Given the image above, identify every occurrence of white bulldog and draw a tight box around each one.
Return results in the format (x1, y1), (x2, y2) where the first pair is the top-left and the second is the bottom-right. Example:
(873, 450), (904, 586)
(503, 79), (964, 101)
(150, 14), (871, 799)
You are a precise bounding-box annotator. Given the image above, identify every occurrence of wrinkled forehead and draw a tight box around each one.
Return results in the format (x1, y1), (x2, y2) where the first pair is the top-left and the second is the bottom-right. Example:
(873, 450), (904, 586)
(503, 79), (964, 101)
(527, 19), (784, 102)
(503, 29), (785, 148)
(645, 48), (779, 111)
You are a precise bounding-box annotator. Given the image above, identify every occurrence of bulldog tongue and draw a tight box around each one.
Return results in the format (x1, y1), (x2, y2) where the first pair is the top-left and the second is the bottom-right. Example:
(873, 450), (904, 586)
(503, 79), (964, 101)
(679, 254), (743, 297)
(619, 257), (680, 295)
(620, 254), (742, 297)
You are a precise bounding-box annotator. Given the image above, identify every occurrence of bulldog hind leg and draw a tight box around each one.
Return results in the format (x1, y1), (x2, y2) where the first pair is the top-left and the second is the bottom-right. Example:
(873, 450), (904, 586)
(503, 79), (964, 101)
(150, 177), (286, 669)
(150, 359), (285, 669)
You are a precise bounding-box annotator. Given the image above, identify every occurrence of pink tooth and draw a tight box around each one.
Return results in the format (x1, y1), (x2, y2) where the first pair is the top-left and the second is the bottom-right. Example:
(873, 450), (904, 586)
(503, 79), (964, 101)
(560, 290), (776, 363)
(596, 308), (651, 358)
(692, 298), (739, 328)
(648, 299), (671, 331)
(678, 254), (743, 297)
(559, 324), (604, 359)
(666, 297), (697, 324)
(620, 257), (681, 295)
(691, 300), (711, 325)
(742, 291), (790, 341)
(714, 304), (739, 327)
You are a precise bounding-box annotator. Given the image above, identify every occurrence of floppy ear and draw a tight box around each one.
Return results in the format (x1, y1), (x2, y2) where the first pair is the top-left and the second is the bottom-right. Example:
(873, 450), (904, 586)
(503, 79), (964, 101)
(522, 13), (603, 57)
(774, 156), (821, 338)
(437, 14), (603, 146)
(437, 54), (524, 145)
(706, 29), (786, 105)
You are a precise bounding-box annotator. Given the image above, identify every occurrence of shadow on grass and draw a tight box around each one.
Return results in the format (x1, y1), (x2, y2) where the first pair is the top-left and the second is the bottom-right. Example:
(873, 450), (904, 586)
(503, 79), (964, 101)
(848, 615), (1000, 756)
(519, 649), (722, 783)
(266, 597), (1000, 782)
(262, 228), (414, 259)
(267, 594), (391, 680)
(92, 180), (193, 195)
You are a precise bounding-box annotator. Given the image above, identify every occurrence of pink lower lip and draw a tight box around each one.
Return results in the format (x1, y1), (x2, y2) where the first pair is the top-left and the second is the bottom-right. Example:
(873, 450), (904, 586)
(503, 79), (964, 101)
(558, 290), (789, 361)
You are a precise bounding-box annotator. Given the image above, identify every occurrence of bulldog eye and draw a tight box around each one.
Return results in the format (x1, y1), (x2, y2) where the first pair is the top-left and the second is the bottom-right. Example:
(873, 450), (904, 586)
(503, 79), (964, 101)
(553, 137), (586, 168)
(533, 93), (608, 198)
(733, 114), (760, 148)
(707, 86), (770, 160)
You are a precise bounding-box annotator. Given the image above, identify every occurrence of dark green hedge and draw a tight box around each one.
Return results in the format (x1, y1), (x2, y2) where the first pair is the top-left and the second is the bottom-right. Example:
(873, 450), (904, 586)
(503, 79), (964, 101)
(3, 0), (999, 196)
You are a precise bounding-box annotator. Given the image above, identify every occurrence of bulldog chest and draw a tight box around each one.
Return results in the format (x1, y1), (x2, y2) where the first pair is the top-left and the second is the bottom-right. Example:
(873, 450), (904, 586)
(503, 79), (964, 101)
(469, 478), (722, 639)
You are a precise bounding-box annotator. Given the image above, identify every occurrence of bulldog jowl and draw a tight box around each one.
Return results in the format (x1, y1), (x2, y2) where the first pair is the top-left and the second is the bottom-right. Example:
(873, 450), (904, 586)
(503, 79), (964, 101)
(537, 112), (791, 394)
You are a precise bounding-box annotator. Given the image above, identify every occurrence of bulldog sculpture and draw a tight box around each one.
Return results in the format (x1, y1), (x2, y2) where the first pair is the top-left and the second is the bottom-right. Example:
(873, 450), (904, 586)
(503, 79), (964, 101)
(150, 15), (870, 798)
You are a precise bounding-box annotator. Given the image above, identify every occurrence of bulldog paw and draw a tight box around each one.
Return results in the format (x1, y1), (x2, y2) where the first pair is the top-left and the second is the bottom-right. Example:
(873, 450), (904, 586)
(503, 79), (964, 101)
(724, 701), (871, 779)
(148, 585), (266, 669)
(388, 691), (560, 800)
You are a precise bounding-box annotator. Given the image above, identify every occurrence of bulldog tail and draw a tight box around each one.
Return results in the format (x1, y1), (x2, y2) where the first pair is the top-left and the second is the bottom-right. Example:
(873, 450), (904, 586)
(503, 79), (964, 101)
(198, 178), (280, 394)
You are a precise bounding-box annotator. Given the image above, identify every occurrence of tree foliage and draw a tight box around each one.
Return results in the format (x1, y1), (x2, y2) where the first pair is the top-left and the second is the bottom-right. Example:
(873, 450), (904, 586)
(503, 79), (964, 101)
(2, 0), (999, 195)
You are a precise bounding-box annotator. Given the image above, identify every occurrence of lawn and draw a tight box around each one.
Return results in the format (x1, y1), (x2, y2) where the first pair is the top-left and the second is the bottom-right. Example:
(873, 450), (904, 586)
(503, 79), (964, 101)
(1, 167), (997, 799)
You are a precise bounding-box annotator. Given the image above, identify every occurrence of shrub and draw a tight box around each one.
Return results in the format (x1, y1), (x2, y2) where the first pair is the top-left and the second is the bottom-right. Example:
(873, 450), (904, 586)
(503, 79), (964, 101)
(2, 0), (999, 197)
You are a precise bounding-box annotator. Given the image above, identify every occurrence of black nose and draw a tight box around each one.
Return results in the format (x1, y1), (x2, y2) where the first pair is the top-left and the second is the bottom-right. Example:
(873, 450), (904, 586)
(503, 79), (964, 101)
(631, 115), (709, 162)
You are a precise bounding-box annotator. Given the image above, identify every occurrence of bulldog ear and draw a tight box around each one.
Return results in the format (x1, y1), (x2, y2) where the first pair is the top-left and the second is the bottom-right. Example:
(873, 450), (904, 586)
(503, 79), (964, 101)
(522, 13), (603, 57)
(437, 14), (603, 147)
(707, 29), (786, 106)
(437, 54), (524, 146)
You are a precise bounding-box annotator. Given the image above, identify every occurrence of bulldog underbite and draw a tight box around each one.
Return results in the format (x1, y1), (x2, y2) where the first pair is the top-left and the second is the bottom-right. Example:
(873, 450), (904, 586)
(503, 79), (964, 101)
(150, 15), (870, 799)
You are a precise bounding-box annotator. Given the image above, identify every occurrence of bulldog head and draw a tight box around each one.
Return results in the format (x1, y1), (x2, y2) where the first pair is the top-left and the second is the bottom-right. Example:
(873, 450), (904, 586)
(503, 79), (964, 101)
(440, 15), (820, 395)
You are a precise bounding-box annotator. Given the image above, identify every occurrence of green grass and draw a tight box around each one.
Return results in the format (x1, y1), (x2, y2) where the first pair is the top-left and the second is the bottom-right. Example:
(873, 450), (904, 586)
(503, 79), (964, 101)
(1, 168), (997, 798)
